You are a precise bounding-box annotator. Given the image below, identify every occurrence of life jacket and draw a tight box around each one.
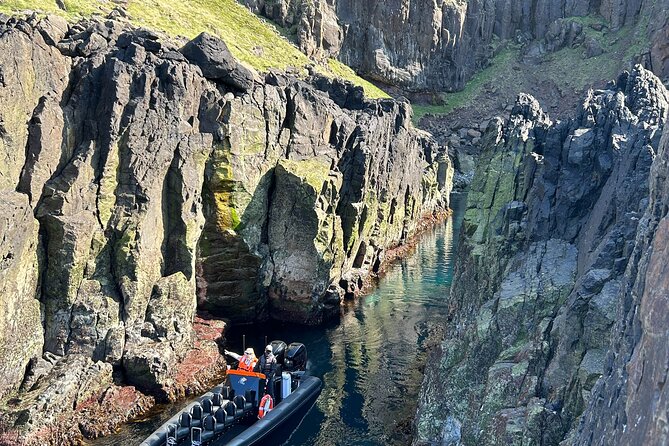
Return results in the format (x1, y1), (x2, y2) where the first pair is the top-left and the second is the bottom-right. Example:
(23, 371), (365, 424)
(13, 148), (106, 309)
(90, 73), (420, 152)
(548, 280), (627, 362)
(238, 354), (257, 372)
(258, 394), (274, 419)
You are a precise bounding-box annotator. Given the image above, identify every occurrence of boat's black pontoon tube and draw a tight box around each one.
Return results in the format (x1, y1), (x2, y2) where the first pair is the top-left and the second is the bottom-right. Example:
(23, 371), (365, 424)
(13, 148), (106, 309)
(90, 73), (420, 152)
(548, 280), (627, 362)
(215, 375), (321, 446)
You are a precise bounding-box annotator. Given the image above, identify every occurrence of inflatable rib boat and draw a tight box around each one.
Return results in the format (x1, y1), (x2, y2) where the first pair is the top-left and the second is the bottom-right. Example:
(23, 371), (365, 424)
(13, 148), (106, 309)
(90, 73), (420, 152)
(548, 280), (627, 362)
(140, 341), (321, 446)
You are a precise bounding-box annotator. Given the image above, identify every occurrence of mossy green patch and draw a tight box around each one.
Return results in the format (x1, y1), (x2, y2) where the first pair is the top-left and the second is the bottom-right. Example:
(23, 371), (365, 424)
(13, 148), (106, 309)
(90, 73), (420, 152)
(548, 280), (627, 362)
(126, 0), (310, 73)
(0, 0), (389, 99)
(278, 158), (331, 192)
(569, 14), (607, 29)
(0, 0), (112, 18)
(209, 143), (242, 232)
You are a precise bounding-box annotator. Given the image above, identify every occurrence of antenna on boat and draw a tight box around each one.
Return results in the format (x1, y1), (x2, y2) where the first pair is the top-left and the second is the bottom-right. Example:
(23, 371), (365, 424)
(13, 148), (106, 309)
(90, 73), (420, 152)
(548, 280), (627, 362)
(243, 334), (246, 352)
(265, 335), (268, 348)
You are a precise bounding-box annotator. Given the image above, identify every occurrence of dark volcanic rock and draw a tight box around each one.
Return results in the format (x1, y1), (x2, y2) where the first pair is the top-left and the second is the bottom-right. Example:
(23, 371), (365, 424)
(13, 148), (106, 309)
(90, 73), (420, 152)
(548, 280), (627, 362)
(180, 32), (256, 91)
(0, 193), (43, 399)
(0, 354), (153, 446)
(0, 12), (451, 444)
(196, 77), (451, 324)
(584, 36), (605, 58)
(123, 273), (196, 398)
(414, 66), (669, 445)
(0, 17), (70, 402)
(575, 86), (669, 446)
(240, 0), (667, 91)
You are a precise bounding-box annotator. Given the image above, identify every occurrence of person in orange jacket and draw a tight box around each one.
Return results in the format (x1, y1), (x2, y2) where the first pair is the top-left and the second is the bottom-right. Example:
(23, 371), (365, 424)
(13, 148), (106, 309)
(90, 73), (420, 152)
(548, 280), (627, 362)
(224, 347), (258, 372)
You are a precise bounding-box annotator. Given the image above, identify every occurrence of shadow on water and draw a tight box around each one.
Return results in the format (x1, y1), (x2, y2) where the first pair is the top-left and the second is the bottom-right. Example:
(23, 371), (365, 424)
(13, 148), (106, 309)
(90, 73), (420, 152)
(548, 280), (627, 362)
(90, 193), (467, 446)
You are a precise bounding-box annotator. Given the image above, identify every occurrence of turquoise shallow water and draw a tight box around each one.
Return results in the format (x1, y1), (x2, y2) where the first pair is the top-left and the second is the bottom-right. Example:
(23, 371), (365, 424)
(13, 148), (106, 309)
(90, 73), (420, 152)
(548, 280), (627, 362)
(92, 194), (466, 446)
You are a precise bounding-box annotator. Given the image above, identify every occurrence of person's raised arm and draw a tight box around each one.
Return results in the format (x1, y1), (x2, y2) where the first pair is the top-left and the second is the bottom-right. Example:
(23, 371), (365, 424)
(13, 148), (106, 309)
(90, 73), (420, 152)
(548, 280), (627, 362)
(224, 349), (242, 361)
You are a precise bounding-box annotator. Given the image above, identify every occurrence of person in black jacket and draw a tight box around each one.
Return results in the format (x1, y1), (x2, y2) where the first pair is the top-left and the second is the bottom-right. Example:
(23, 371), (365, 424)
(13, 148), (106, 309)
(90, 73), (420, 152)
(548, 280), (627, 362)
(255, 344), (278, 398)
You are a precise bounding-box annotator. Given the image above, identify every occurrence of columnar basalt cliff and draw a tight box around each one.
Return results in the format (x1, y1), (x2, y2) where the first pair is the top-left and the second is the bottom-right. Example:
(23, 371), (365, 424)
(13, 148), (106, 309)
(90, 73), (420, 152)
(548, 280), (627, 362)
(0, 12), (451, 445)
(414, 66), (668, 445)
(240, 0), (669, 91)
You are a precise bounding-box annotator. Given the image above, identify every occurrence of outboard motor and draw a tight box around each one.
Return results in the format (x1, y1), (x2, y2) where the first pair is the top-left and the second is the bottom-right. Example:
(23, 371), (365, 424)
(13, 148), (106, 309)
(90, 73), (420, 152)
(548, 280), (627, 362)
(284, 343), (307, 373)
(270, 340), (287, 365)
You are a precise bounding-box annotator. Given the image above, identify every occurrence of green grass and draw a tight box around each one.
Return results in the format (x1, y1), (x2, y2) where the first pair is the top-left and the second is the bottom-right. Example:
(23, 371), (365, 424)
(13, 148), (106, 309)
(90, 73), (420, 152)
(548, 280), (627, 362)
(325, 59), (390, 99)
(126, 0), (311, 72)
(0, 0), (389, 99)
(412, 13), (652, 123)
(0, 0), (112, 17)
(569, 14), (607, 28)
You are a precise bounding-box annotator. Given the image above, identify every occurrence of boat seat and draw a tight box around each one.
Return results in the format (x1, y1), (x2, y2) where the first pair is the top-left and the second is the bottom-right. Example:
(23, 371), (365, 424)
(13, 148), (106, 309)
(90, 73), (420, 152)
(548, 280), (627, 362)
(212, 392), (223, 407)
(202, 429), (215, 442)
(179, 412), (192, 428)
(221, 403), (236, 426)
(166, 423), (180, 444)
(233, 395), (252, 416)
(203, 415), (216, 432)
(244, 390), (257, 407)
(222, 385), (232, 400)
(190, 427), (204, 445)
(202, 397), (214, 414)
(191, 403), (204, 427)
(214, 407), (231, 430)
(177, 412), (192, 439)
(226, 399), (242, 420)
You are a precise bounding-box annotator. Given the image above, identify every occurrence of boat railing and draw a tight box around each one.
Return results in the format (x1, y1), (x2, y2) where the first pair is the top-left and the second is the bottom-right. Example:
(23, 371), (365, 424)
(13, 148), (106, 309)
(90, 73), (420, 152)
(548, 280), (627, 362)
(191, 427), (202, 446)
(166, 424), (178, 446)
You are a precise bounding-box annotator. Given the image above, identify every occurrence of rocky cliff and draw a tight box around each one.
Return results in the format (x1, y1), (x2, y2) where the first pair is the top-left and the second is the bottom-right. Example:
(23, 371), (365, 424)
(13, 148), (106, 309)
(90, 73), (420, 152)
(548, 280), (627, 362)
(240, 0), (669, 92)
(0, 12), (451, 444)
(414, 66), (668, 445)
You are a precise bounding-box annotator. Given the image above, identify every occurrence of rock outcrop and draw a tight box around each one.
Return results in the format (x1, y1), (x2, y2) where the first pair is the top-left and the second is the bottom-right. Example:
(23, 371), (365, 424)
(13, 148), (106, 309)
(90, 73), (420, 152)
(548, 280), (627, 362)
(0, 11), (451, 444)
(196, 73), (452, 325)
(414, 66), (668, 445)
(240, 0), (669, 91)
(574, 80), (669, 446)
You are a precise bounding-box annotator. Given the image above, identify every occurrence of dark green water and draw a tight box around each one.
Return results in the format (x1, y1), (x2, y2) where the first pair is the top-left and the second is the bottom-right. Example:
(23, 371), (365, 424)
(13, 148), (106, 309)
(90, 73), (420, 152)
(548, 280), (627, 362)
(92, 194), (466, 446)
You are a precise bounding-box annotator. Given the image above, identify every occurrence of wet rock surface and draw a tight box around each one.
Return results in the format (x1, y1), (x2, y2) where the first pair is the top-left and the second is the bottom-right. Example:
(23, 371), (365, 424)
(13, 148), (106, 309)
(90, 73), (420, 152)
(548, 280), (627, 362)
(415, 66), (669, 445)
(0, 11), (451, 444)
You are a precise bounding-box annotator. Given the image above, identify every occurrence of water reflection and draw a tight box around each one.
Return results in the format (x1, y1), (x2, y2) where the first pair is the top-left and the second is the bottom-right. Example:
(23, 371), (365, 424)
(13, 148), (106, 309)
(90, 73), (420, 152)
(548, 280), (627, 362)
(91, 194), (466, 446)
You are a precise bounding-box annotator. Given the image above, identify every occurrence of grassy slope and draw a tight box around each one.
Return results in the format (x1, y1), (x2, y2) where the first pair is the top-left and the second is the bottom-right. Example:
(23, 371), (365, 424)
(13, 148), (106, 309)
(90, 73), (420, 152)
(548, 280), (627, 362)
(412, 14), (651, 123)
(0, 0), (389, 99)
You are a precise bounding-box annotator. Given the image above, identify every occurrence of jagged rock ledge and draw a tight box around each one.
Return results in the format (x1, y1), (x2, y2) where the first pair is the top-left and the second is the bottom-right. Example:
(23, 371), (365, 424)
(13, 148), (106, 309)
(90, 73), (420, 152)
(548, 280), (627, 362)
(0, 10), (452, 445)
(414, 66), (668, 445)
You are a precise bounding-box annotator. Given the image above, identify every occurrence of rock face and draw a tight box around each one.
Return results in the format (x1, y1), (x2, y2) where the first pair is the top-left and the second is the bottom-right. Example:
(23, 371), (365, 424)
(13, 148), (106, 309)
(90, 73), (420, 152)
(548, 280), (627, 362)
(196, 75), (452, 325)
(575, 87), (669, 446)
(0, 12), (450, 443)
(240, 0), (669, 91)
(415, 66), (669, 445)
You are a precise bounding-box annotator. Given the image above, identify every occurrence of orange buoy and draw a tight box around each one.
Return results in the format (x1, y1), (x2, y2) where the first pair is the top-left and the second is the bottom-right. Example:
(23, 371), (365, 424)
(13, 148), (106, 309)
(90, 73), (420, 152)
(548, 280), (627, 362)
(258, 394), (274, 419)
